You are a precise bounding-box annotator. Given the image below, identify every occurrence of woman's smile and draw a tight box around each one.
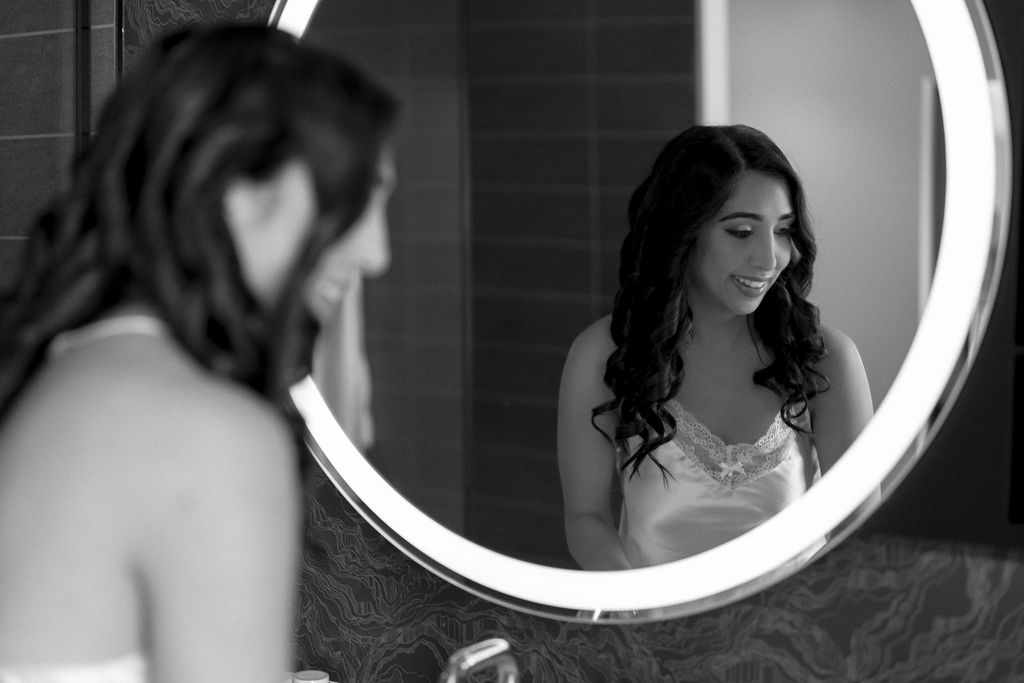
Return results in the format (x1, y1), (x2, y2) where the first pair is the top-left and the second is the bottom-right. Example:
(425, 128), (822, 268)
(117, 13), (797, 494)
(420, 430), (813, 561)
(731, 274), (771, 296)
(688, 170), (794, 318)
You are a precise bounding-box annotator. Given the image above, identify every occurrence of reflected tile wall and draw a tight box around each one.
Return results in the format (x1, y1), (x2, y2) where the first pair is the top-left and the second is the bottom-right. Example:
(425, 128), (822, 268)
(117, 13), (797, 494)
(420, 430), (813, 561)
(464, 3), (697, 567)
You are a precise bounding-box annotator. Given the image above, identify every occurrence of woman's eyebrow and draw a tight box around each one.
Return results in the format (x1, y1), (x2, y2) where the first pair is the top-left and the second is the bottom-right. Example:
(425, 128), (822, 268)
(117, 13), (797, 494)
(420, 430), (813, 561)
(718, 211), (795, 223)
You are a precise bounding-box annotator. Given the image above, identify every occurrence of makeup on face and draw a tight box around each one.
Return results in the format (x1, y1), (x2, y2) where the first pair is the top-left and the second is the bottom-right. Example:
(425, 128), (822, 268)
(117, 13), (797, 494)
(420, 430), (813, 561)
(687, 170), (794, 318)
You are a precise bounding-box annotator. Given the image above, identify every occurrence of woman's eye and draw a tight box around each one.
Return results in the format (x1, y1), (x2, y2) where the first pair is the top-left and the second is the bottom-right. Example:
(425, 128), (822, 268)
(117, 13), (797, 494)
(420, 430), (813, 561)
(775, 224), (793, 236)
(726, 227), (753, 238)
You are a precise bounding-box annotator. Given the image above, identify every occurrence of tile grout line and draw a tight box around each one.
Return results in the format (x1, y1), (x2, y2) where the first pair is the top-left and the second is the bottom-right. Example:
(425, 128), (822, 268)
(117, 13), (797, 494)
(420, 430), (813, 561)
(0, 24), (115, 41)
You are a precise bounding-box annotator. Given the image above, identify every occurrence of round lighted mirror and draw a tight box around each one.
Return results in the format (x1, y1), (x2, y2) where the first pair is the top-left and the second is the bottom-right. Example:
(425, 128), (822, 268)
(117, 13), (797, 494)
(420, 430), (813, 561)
(277, 0), (1010, 620)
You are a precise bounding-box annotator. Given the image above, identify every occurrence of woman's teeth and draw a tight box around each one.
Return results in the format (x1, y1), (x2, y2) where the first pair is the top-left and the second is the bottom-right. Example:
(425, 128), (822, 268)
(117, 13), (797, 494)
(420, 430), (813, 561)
(733, 275), (768, 293)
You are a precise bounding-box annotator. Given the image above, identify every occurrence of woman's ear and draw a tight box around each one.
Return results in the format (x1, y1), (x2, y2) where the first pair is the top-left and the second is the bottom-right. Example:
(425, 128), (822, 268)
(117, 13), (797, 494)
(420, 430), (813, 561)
(221, 159), (318, 305)
(789, 234), (803, 264)
(223, 177), (262, 234)
(223, 158), (317, 239)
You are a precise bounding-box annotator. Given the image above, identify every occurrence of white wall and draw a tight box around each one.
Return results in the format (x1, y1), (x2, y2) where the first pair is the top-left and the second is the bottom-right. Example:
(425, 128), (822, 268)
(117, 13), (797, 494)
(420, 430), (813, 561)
(708, 0), (933, 406)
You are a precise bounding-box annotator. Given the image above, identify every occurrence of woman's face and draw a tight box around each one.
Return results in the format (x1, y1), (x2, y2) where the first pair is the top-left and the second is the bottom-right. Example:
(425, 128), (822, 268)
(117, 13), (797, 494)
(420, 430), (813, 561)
(304, 147), (396, 324)
(686, 169), (794, 320)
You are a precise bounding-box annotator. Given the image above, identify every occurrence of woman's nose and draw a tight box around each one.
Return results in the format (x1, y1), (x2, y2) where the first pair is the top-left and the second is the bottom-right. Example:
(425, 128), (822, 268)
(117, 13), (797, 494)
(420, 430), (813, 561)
(361, 219), (390, 276)
(348, 201), (391, 277)
(749, 232), (778, 271)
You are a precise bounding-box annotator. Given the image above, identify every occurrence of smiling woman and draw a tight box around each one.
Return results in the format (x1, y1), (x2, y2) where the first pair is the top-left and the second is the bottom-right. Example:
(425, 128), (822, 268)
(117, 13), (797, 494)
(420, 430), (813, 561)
(0, 23), (398, 677)
(282, 0), (1010, 621)
(557, 124), (873, 570)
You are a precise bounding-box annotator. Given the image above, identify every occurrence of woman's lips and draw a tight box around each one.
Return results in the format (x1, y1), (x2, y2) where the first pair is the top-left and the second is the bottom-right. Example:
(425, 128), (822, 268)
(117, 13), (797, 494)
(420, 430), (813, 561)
(732, 274), (770, 295)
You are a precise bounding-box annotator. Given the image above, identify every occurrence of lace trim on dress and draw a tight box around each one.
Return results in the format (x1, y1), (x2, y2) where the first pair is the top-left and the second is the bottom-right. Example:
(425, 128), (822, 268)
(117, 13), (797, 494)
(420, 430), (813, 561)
(665, 400), (796, 489)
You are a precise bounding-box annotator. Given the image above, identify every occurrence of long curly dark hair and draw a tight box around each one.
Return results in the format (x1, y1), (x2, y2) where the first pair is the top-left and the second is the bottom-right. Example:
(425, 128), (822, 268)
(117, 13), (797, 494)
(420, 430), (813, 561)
(596, 125), (828, 476)
(0, 24), (397, 423)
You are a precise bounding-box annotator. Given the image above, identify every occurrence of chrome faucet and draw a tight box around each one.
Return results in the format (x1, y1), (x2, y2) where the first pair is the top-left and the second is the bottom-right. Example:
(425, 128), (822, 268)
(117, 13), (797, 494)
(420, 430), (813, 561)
(437, 638), (519, 683)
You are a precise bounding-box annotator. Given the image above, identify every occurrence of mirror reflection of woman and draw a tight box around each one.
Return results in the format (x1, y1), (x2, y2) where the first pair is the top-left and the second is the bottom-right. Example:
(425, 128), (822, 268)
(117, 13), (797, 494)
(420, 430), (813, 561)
(558, 125), (873, 570)
(0, 25), (395, 680)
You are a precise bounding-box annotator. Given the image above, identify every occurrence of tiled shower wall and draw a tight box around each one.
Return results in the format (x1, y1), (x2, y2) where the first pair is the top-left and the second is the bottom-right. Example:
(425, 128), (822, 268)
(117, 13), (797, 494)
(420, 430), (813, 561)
(303, 0), (467, 534)
(0, 1), (116, 290)
(463, 1), (697, 566)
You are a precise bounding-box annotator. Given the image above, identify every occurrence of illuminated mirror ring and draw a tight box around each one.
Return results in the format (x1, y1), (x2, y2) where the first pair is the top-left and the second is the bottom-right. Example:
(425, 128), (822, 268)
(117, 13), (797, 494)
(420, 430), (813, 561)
(281, 0), (1011, 621)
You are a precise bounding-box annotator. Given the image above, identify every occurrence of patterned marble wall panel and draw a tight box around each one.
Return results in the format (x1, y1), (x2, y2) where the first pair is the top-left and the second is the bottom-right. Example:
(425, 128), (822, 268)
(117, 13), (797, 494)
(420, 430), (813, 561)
(297, 466), (1024, 682)
(121, 0), (274, 70)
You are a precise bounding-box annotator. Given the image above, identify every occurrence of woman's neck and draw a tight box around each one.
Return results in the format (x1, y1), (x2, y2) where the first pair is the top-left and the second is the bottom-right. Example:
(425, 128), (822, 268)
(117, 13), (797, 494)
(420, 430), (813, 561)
(685, 311), (756, 356)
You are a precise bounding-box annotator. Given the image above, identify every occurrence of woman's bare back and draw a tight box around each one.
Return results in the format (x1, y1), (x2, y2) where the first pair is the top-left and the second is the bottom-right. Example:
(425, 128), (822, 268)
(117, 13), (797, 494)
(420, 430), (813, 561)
(0, 324), (300, 671)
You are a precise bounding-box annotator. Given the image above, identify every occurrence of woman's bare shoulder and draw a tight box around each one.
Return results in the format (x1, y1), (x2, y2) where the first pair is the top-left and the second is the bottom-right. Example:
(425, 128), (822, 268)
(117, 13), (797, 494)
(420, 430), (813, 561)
(85, 342), (302, 567)
(819, 322), (858, 356)
(560, 315), (617, 408)
(11, 337), (297, 506)
(810, 322), (873, 470)
(816, 322), (866, 381)
(126, 368), (300, 553)
(0, 338), (301, 592)
(567, 314), (616, 365)
(120, 347), (297, 494)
